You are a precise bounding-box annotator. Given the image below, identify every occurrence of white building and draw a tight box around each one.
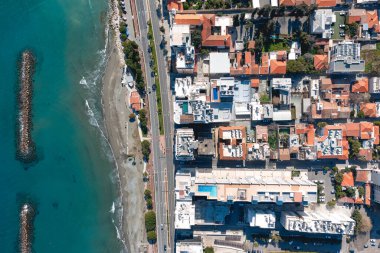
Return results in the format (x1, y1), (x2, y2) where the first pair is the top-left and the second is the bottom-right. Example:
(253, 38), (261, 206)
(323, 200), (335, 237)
(310, 9), (336, 39)
(246, 209), (276, 229)
(281, 211), (355, 235)
(175, 128), (198, 161)
(369, 77), (380, 93)
(176, 241), (203, 253)
(176, 169), (317, 205)
(328, 41), (365, 73)
(209, 52), (230, 75)
(170, 24), (191, 47)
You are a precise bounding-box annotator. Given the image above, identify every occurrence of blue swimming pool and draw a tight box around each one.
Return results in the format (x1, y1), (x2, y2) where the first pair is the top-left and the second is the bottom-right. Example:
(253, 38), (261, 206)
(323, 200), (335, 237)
(212, 87), (219, 100)
(198, 185), (217, 197)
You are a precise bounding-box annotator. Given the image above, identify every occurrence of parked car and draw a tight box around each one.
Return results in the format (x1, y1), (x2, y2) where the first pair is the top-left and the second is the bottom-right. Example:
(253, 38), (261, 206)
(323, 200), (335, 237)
(340, 12), (345, 16)
(340, 24), (345, 28)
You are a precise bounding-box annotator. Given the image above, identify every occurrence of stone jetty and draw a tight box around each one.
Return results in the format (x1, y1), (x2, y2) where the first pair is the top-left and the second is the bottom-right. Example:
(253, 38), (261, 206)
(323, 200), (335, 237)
(16, 51), (36, 163)
(19, 203), (35, 253)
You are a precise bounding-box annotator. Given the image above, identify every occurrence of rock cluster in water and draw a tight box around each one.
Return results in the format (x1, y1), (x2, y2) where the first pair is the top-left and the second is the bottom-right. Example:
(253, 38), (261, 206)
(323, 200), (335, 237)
(19, 203), (35, 253)
(16, 50), (36, 163)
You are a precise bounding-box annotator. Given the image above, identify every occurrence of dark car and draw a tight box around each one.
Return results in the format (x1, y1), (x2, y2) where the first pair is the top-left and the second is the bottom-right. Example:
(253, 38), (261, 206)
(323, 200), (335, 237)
(152, 84), (157, 91)
(164, 245), (167, 251)
(151, 72), (155, 77)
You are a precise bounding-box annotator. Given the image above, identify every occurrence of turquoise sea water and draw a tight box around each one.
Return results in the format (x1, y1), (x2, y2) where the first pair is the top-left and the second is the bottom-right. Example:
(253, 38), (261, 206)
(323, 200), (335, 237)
(0, 0), (123, 252)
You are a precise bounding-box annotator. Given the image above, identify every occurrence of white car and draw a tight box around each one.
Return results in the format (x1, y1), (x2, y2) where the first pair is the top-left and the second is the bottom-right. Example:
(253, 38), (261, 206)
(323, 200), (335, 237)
(339, 24), (345, 28)
(340, 12), (345, 16)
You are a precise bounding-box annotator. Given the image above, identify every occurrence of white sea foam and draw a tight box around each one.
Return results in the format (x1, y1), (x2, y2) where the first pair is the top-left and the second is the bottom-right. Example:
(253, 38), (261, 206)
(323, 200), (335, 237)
(110, 202), (115, 214)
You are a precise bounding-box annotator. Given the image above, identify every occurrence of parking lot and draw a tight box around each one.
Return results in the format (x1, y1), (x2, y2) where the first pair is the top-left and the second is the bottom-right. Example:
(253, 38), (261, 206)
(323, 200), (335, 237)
(308, 170), (335, 203)
(332, 12), (346, 40)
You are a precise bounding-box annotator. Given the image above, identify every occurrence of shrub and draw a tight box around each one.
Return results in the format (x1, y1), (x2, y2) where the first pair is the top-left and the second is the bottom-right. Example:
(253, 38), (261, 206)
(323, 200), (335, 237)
(145, 210), (156, 231)
(335, 172), (343, 184)
(358, 186), (364, 198)
(147, 231), (157, 242)
(129, 113), (136, 121)
(141, 140), (151, 160)
(146, 198), (153, 209)
(327, 200), (336, 208)
(204, 247), (214, 253)
(144, 189), (152, 199)
(317, 122), (327, 128)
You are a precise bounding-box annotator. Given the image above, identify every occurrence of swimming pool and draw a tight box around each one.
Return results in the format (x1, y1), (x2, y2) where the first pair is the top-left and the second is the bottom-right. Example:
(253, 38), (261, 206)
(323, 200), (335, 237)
(212, 87), (219, 100)
(198, 185), (217, 197)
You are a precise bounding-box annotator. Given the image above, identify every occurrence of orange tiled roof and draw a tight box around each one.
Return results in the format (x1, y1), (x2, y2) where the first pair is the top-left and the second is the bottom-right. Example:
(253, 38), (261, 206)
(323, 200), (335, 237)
(352, 78), (368, 93)
(279, 0), (296, 5)
(270, 60), (286, 74)
(130, 91), (141, 111)
(316, 0), (336, 7)
(360, 103), (377, 118)
(174, 14), (203, 25)
(201, 14), (232, 48)
(345, 123), (360, 137)
(356, 170), (369, 183)
(359, 149), (372, 161)
(360, 122), (373, 139)
(366, 10), (378, 29)
(341, 172), (354, 187)
(167, 0), (183, 11)
(251, 78), (259, 88)
(365, 183), (371, 206)
(314, 55), (328, 71)
(294, 192), (303, 202)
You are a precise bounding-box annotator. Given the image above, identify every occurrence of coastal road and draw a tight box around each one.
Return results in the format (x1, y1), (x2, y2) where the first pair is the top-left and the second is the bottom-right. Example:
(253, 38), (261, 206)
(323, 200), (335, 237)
(135, 0), (172, 252)
(146, 0), (175, 252)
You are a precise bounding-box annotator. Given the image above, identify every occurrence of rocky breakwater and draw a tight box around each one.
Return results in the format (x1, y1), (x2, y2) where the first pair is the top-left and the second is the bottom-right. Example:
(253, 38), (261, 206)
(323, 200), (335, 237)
(16, 51), (36, 163)
(19, 203), (35, 253)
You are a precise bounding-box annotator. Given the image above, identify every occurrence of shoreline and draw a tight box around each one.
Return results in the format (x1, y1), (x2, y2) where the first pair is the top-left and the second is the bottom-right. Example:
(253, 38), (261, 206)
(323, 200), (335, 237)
(101, 0), (146, 252)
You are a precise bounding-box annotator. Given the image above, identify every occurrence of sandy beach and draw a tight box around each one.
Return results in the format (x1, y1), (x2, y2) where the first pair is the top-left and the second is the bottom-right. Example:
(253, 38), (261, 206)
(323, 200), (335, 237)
(102, 16), (147, 253)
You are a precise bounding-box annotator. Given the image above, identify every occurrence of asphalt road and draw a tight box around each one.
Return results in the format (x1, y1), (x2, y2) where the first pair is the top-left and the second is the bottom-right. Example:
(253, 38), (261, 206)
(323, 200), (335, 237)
(135, 0), (174, 252)
(146, 0), (175, 252)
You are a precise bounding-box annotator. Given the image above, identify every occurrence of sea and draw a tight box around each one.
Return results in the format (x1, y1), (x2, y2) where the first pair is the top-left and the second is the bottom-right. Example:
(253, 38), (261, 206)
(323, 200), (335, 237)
(0, 0), (125, 252)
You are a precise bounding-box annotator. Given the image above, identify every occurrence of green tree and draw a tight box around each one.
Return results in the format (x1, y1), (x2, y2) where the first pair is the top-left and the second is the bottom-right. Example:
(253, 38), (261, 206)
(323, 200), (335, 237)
(357, 110), (365, 118)
(129, 113), (136, 121)
(358, 186), (365, 198)
(346, 187), (356, 198)
(348, 138), (361, 159)
(332, 166), (339, 174)
(204, 247), (214, 253)
(287, 57), (314, 74)
(146, 198), (153, 209)
(147, 231), (157, 242)
(145, 210), (156, 231)
(317, 122), (328, 128)
(351, 210), (362, 234)
(200, 48), (209, 57)
(141, 140), (151, 160)
(139, 109), (148, 135)
(335, 172), (344, 184)
(327, 200), (336, 208)
(191, 29), (202, 49)
(144, 189), (152, 199)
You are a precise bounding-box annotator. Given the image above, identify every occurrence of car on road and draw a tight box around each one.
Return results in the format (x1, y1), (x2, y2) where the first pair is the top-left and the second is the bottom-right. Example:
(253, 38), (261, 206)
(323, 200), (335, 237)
(149, 60), (153, 67)
(340, 12), (345, 16)
(160, 224), (163, 230)
(152, 84), (157, 91)
(164, 245), (167, 251)
(340, 33), (345, 37)
(148, 47), (152, 53)
(364, 244), (369, 248)
(340, 24), (345, 28)
(151, 72), (155, 77)
(331, 189), (335, 194)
